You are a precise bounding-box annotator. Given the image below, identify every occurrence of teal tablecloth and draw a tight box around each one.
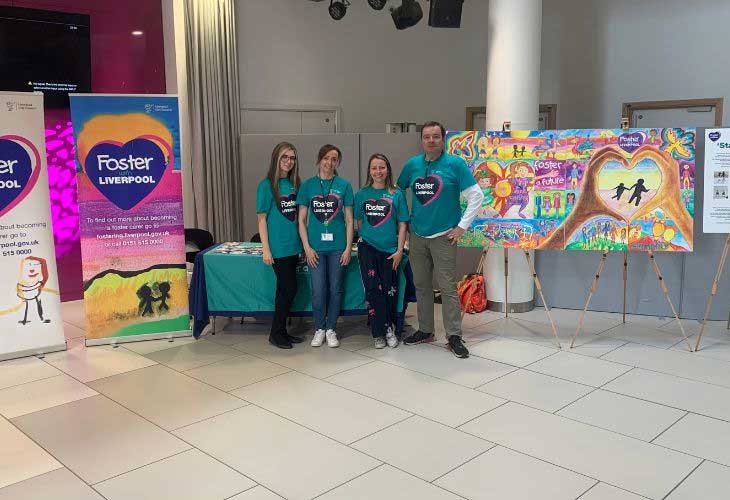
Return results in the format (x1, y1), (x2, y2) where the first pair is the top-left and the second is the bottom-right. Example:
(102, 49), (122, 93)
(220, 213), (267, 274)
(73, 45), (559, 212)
(203, 242), (407, 316)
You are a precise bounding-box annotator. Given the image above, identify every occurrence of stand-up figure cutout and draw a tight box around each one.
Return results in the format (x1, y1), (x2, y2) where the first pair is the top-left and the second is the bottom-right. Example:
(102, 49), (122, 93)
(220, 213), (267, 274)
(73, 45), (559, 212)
(627, 178), (649, 207)
(137, 285), (154, 316)
(16, 256), (51, 325)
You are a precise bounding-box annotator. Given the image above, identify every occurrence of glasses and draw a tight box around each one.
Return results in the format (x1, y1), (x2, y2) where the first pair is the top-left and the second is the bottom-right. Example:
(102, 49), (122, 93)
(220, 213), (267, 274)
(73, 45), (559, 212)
(280, 154), (297, 163)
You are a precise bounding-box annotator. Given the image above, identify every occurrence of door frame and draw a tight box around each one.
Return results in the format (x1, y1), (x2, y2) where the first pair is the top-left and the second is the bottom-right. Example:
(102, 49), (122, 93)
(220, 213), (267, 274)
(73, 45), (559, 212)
(465, 104), (558, 130)
(622, 98), (724, 127)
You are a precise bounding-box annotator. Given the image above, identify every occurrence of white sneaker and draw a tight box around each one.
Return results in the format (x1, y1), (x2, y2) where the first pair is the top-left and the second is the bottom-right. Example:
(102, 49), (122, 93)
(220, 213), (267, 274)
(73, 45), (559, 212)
(374, 337), (387, 349)
(385, 327), (399, 348)
(325, 329), (339, 348)
(311, 329), (326, 347)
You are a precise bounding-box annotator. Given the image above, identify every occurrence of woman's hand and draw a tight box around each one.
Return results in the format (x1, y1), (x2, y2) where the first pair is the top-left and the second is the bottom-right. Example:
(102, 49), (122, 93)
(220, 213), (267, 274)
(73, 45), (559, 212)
(262, 249), (274, 266)
(388, 249), (403, 270)
(340, 248), (352, 266)
(305, 246), (319, 268)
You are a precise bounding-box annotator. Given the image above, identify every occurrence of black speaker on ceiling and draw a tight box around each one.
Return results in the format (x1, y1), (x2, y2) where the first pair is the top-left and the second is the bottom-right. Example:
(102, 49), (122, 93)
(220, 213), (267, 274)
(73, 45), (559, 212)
(428, 0), (464, 28)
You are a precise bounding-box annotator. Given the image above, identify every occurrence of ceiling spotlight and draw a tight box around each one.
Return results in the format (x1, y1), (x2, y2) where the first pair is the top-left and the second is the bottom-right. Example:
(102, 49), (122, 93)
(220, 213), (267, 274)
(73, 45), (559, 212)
(328, 0), (350, 20)
(390, 0), (423, 30)
(368, 0), (388, 10)
(131, 30), (144, 36)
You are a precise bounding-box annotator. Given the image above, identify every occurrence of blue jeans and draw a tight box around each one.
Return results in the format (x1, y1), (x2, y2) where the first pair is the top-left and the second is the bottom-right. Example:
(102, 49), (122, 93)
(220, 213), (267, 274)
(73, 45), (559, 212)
(310, 250), (345, 330)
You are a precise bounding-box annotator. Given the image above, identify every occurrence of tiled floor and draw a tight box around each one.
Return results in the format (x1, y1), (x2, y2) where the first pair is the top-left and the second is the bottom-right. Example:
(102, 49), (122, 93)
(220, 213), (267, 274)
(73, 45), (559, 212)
(1, 300), (730, 499)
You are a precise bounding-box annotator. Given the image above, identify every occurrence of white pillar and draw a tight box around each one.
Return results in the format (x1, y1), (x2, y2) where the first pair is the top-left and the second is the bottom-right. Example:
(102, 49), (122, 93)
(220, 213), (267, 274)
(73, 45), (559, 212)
(484, 0), (542, 312)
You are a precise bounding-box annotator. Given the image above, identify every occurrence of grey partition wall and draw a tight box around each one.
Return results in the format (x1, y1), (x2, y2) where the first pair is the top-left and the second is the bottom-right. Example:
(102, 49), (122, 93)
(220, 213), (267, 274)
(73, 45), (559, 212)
(240, 134), (360, 241)
(535, 127), (730, 320)
(358, 133), (421, 184)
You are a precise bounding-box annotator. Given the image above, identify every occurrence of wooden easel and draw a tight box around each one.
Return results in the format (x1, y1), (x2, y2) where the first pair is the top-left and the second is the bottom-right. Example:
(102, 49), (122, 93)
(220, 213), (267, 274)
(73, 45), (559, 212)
(695, 233), (730, 351)
(571, 118), (693, 351)
(461, 121), (562, 349)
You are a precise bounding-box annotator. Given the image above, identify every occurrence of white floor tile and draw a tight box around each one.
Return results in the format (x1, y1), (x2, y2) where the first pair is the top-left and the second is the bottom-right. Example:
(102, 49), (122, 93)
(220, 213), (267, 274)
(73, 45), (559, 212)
(0, 356), (61, 390)
(435, 446), (595, 500)
(89, 365), (247, 431)
(478, 369), (593, 413)
(359, 343), (517, 388)
(579, 482), (647, 500)
(122, 336), (197, 355)
(0, 468), (103, 500)
(11, 396), (190, 484)
(604, 368), (730, 422)
(460, 403), (700, 499)
(568, 337), (629, 358)
(351, 415), (494, 481)
(328, 361), (505, 427)
(655, 414), (730, 467)
(666, 461), (730, 500)
(0, 375), (97, 419)
(557, 390), (686, 441)
(145, 341), (242, 371)
(480, 318), (566, 347)
(185, 354), (290, 391)
(44, 345), (157, 383)
(234, 336), (374, 379)
(94, 449), (255, 500)
(60, 300), (85, 329)
(528, 351), (631, 387)
(174, 406), (379, 500)
(515, 308), (620, 334)
(0, 417), (61, 489)
(62, 321), (86, 341)
(603, 344), (730, 389)
(228, 486), (284, 500)
(688, 333), (730, 362)
(599, 323), (688, 349)
(319, 464), (462, 500)
(469, 337), (557, 367)
(232, 372), (409, 444)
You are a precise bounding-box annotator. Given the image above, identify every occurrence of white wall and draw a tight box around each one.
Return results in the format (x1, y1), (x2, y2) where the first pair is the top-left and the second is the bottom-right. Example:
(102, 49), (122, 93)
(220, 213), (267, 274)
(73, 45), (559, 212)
(540, 0), (730, 128)
(237, 0), (489, 132)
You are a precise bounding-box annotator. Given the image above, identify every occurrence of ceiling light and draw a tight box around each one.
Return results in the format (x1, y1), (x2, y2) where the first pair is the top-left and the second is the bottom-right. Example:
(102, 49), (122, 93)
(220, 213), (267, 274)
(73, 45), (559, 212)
(390, 0), (422, 30)
(368, 0), (388, 10)
(328, 0), (350, 20)
(131, 30), (144, 36)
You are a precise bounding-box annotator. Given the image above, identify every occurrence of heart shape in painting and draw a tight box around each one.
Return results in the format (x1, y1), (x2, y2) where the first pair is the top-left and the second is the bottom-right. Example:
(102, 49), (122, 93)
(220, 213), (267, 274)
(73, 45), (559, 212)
(709, 131), (721, 143)
(0, 136), (40, 218)
(364, 198), (393, 227)
(414, 174), (443, 206)
(85, 138), (168, 211)
(597, 157), (663, 221)
(310, 193), (341, 223)
(278, 193), (297, 222)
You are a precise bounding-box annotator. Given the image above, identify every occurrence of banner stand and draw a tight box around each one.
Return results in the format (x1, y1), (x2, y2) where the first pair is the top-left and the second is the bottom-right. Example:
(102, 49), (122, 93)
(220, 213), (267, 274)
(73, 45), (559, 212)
(87, 329), (192, 348)
(694, 234), (730, 351)
(0, 343), (66, 363)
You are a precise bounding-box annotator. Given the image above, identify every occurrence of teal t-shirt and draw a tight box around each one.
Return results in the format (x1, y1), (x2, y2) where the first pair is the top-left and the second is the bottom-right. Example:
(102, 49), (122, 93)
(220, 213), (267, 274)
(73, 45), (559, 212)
(397, 152), (477, 237)
(296, 175), (354, 252)
(354, 186), (409, 254)
(255, 178), (303, 259)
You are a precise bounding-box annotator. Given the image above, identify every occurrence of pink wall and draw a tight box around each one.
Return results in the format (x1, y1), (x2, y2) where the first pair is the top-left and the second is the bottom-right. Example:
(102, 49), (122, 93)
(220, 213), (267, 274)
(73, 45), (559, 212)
(1, 0), (166, 301)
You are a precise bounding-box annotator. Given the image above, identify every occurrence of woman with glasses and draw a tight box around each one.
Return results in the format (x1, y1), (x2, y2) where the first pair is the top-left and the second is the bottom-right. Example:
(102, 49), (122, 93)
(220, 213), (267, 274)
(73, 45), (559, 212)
(297, 144), (354, 348)
(256, 142), (303, 349)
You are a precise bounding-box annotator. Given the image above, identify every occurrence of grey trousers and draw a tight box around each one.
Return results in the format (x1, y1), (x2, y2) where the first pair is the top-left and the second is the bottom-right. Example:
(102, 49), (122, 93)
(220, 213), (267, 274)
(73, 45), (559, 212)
(409, 233), (461, 338)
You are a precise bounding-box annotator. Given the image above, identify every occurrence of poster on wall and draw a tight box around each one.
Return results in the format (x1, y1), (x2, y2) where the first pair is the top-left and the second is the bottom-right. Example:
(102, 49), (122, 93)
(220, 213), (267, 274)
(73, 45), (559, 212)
(447, 128), (695, 252)
(69, 94), (190, 345)
(703, 128), (730, 233)
(0, 92), (65, 360)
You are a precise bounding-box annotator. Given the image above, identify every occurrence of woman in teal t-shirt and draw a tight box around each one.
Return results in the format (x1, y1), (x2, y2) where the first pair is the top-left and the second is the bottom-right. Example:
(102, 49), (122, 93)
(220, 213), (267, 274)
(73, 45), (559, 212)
(256, 142), (303, 349)
(354, 153), (409, 349)
(296, 144), (354, 348)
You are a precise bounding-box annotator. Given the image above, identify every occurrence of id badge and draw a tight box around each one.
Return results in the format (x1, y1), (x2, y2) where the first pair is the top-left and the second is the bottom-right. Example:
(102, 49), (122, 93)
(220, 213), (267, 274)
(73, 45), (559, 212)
(321, 233), (334, 242)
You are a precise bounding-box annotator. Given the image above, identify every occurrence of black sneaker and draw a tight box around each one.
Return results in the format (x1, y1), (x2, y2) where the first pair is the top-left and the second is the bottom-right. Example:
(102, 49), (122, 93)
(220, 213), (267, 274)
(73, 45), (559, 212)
(403, 330), (435, 345)
(269, 334), (293, 349)
(285, 333), (305, 344)
(448, 335), (469, 359)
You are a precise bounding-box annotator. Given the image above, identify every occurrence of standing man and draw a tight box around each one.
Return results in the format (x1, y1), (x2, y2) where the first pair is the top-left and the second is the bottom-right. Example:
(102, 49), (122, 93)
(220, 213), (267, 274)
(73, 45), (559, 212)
(398, 121), (484, 358)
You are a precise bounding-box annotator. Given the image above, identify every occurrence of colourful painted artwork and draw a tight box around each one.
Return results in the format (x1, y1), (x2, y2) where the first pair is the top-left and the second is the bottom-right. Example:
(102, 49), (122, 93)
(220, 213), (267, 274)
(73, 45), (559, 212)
(447, 128), (695, 252)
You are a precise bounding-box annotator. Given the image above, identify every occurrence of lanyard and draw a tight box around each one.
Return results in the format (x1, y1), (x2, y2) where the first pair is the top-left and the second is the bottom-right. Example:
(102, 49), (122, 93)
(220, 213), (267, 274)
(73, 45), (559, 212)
(318, 176), (335, 228)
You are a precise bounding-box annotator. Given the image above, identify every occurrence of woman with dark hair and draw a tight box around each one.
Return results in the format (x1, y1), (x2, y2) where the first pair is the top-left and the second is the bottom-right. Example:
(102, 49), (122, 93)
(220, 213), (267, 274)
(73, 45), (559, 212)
(297, 144), (354, 348)
(355, 153), (409, 348)
(256, 142), (303, 349)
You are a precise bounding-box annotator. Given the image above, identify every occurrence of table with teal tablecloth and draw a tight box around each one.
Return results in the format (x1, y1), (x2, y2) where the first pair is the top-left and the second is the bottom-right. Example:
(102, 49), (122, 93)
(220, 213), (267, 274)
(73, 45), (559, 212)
(189, 243), (415, 337)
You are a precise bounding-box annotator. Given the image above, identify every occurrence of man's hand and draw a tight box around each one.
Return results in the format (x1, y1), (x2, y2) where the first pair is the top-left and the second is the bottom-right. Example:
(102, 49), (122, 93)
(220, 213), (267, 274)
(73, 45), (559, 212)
(446, 226), (465, 244)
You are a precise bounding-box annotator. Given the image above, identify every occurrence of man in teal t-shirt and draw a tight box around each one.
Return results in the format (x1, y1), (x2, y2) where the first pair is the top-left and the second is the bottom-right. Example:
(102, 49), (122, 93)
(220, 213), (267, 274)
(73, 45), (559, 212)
(256, 178), (303, 259)
(354, 187), (409, 254)
(397, 121), (483, 359)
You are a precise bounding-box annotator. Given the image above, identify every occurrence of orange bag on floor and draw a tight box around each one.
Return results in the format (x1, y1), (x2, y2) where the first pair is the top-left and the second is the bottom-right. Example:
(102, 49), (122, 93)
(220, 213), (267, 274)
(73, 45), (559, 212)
(458, 273), (487, 314)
